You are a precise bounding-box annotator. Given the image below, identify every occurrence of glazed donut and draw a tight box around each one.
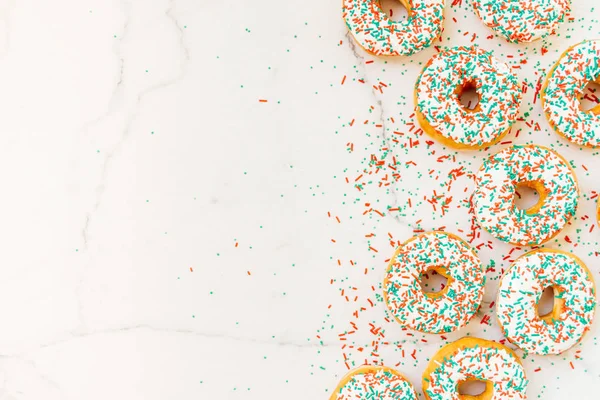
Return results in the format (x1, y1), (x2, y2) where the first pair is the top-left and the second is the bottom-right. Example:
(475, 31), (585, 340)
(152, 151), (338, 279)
(383, 231), (485, 334)
(497, 249), (596, 355)
(472, 0), (570, 43)
(415, 45), (522, 149)
(542, 40), (600, 148)
(422, 337), (528, 399)
(473, 144), (579, 246)
(330, 366), (417, 400)
(342, 0), (445, 56)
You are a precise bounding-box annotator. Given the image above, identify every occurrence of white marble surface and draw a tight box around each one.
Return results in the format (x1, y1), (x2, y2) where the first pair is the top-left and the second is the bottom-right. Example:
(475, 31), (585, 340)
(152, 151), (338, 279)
(2, 0), (600, 398)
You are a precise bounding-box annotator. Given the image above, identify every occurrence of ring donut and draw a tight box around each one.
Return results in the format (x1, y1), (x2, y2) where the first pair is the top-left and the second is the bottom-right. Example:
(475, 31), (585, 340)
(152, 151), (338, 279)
(497, 249), (596, 355)
(415, 45), (522, 149)
(330, 365), (417, 400)
(342, 0), (445, 56)
(422, 337), (528, 399)
(542, 40), (600, 148)
(472, 0), (570, 43)
(473, 144), (579, 246)
(383, 231), (485, 334)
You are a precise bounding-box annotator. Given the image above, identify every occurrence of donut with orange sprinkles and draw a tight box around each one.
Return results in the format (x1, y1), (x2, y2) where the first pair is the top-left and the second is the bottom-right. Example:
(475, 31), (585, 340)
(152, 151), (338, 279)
(497, 249), (596, 355)
(542, 40), (600, 148)
(422, 337), (528, 399)
(415, 45), (522, 149)
(330, 366), (417, 400)
(472, 0), (570, 43)
(342, 0), (445, 56)
(473, 144), (579, 246)
(383, 231), (485, 334)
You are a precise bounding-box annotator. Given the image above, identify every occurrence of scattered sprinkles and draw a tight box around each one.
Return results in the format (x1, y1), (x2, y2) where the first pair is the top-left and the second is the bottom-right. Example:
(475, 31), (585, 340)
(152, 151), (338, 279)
(195, 2), (600, 397)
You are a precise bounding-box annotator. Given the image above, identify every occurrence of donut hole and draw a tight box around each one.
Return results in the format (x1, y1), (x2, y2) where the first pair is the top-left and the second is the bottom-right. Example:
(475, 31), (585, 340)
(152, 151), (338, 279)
(579, 78), (600, 113)
(379, 0), (409, 22)
(457, 378), (493, 399)
(456, 81), (481, 112)
(419, 267), (450, 297)
(537, 285), (565, 324)
(514, 181), (546, 215)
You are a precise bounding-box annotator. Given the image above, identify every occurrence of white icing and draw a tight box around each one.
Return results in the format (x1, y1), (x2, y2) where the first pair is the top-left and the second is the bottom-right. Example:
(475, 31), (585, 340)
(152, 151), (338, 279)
(497, 250), (596, 355)
(335, 368), (417, 400)
(425, 343), (528, 399)
(342, 0), (445, 56)
(416, 46), (521, 147)
(473, 145), (579, 246)
(543, 40), (600, 148)
(384, 232), (485, 333)
(472, 0), (570, 43)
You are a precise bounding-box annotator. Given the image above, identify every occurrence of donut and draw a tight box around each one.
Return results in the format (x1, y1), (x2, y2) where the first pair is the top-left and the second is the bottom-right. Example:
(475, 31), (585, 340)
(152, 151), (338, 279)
(383, 231), (485, 334)
(472, 0), (570, 43)
(422, 337), (528, 399)
(542, 40), (600, 148)
(415, 45), (522, 149)
(341, 0), (445, 56)
(497, 249), (596, 355)
(330, 366), (417, 400)
(473, 144), (579, 246)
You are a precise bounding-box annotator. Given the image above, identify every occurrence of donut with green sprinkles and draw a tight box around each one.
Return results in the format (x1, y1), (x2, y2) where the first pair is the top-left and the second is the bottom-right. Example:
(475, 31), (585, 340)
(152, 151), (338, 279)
(342, 0), (444, 56)
(330, 365), (417, 400)
(472, 0), (570, 43)
(383, 231), (485, 334)
(497, 249), (596, 355)
(542, 40), (600, 148)
(422, 337), (528, 400)
(415, 45), (522, 149)
(473, 144), (579, 246)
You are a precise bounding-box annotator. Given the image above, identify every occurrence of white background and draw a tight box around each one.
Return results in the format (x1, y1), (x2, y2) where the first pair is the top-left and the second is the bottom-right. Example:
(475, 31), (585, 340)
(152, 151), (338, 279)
(1, 0), (599, 398)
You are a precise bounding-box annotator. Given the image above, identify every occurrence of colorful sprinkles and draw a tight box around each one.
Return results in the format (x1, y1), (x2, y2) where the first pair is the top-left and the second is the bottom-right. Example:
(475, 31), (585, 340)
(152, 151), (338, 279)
(342, 0), (445, 56)
(542, 40), (600, 148)
(473, 144), (579, 246)
(330, 366), (417, 400)
(497, 249), (596, 355)
(472, 0), (571, 43)
(298, 3), (600, 398)
(422, 337), (528, 399)
(415, 45), (522, 148)
(383, 231), (485, 334)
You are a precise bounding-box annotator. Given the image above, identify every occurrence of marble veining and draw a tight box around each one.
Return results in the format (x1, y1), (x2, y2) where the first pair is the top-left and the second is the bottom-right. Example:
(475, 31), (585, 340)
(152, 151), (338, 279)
(2, 0), (600, 399)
